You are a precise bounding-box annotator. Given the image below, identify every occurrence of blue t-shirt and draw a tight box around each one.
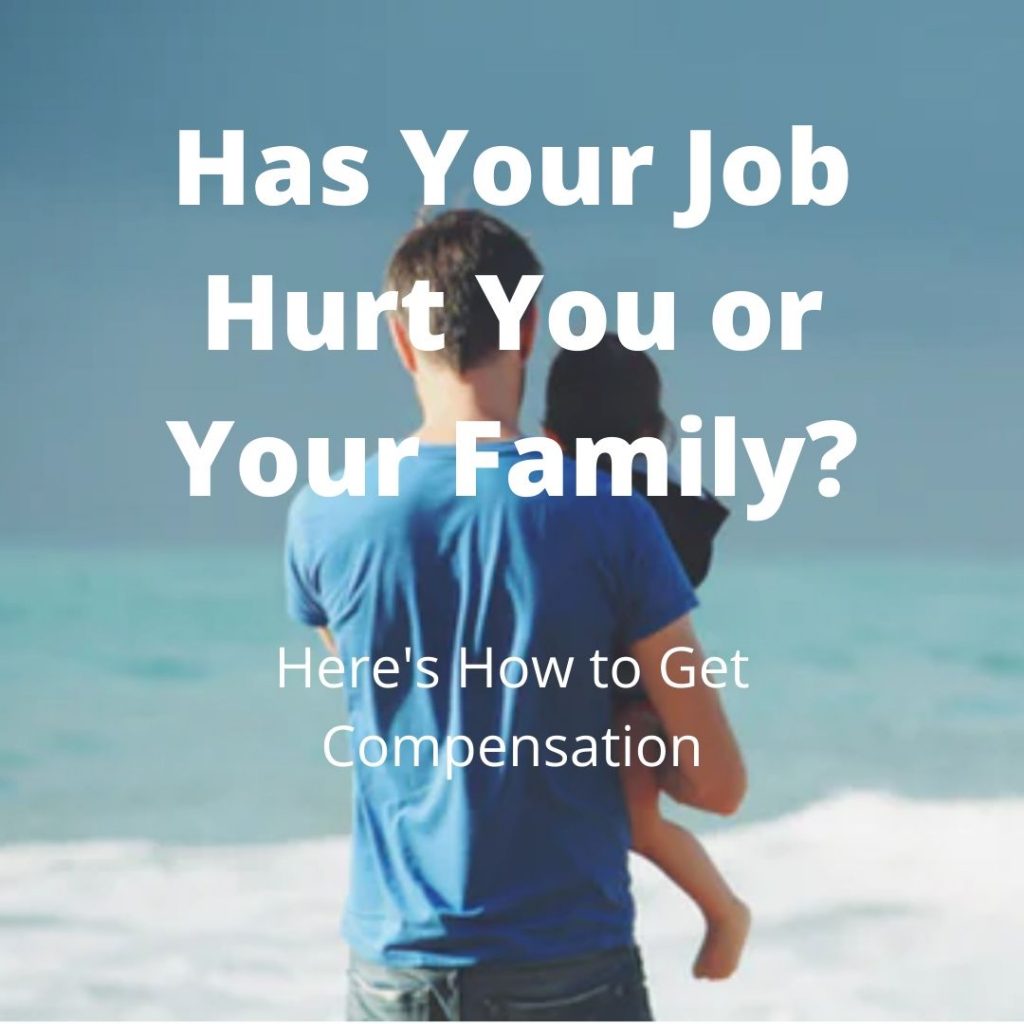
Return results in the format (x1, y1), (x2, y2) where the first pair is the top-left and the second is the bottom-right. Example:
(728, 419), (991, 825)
(284, 441), (697, 966)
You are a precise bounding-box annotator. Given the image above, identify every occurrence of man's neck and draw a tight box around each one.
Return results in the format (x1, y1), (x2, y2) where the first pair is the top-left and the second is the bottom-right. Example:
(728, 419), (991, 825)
(415, 408), (522, 444)
(413, 362), (523, 444)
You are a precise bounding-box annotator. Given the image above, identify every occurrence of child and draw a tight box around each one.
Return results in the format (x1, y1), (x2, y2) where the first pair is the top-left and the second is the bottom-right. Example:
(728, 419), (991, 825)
(544, 335), (751, 980)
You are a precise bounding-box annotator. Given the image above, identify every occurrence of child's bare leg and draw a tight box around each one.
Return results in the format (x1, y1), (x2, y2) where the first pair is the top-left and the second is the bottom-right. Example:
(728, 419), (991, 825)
(617, 703), (750, 980)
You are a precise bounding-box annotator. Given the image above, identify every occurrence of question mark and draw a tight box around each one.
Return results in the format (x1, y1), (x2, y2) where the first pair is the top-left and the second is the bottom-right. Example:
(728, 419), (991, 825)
(806, 420), (857, 498)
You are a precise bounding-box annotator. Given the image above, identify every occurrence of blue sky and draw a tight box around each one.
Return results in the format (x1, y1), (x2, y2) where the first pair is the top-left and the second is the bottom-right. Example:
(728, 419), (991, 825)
(0, 1), (1021, 550)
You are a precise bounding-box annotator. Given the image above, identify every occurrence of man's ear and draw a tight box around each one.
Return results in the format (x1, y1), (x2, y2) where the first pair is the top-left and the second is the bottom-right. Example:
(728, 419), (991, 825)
(542, 425), (567, 451)
(388, 315), (417, 374)
(519, 303), (539, 362)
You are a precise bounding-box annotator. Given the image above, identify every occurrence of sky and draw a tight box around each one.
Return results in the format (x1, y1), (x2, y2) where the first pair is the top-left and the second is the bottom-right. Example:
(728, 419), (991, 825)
(0, 0), (1021, 551)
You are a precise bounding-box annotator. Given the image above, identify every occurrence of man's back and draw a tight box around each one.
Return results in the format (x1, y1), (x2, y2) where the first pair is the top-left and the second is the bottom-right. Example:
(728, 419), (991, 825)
(286, 441), (696, 966)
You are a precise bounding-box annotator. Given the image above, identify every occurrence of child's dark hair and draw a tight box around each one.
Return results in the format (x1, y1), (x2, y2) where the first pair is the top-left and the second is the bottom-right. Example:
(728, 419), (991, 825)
(544, 334), (668, 444)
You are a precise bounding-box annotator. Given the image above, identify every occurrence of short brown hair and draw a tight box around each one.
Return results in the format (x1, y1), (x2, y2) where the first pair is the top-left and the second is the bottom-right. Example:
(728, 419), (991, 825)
(385, 210), (542, 373)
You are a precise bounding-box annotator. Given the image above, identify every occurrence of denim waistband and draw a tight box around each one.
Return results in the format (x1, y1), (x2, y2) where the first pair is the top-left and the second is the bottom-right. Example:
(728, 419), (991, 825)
(350, 942), (642, 983)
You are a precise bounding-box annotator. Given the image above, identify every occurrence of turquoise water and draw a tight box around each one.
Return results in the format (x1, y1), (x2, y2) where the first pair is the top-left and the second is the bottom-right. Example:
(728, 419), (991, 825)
(1, 547), (1022, 843)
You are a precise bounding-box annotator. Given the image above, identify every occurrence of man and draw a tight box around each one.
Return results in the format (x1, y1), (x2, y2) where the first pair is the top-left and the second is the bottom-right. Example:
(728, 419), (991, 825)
(285, 210), (745, 1020)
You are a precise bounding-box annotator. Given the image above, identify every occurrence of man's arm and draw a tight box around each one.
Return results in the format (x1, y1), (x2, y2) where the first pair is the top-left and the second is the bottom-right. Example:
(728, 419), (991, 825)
(316, 626), (337, 655)
(630, 613), (746, 816)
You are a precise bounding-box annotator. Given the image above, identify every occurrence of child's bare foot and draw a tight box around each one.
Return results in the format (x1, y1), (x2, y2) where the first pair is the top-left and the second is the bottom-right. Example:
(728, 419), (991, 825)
(692, 897), (751, 980)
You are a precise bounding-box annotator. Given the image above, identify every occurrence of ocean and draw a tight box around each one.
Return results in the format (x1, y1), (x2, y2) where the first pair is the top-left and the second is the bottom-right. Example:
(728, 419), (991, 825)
(1, 547), (1022, 1019)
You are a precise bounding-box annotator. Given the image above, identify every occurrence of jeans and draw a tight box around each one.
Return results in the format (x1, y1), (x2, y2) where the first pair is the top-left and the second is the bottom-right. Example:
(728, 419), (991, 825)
(346, 944), (653, 1021)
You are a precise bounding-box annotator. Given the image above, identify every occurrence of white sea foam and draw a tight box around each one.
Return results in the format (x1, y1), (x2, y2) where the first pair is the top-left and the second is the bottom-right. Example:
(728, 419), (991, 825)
(0, 791), (1021, 1020)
